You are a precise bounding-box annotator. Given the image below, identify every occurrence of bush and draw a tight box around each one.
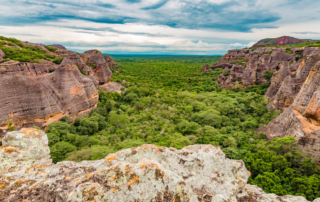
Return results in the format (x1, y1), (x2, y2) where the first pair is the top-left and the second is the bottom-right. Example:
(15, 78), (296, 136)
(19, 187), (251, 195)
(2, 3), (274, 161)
(53, 57), (63, 64)
(223, 70), (231, 76)
(264, 71), (274, 81)
(45, 45), (58, 52)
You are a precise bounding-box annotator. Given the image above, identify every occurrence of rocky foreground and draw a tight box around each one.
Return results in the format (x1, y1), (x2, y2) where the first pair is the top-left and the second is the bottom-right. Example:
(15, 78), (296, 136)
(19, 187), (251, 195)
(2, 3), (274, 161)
(0, 40), (123, 138)
(0, 128), (318, 202)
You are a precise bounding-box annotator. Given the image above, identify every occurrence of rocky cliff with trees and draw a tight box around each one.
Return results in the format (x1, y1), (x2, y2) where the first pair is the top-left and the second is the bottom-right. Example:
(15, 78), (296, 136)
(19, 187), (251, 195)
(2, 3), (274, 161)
(202, 38), (320, 162)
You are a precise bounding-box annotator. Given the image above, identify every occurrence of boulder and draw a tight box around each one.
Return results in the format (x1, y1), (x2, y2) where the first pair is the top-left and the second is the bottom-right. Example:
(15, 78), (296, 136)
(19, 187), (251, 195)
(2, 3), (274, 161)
(104, 55), (118, 67)
(0, 129), (318, 202)
(48, 44), (66, 50)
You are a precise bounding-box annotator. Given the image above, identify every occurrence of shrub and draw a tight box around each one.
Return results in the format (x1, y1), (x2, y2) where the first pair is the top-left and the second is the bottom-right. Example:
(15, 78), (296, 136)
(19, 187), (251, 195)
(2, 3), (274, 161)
(53, 57), (63, 64)
(223, 70), (230, 76)
(45, 45), (58, 52)
(49, 68), (55, 73)
(264, 71), (274, 81)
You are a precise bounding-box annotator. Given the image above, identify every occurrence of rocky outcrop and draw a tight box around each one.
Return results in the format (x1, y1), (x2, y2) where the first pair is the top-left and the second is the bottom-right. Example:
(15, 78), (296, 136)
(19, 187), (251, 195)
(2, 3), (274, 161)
(0, 49), (4, 62)
(1, 128), (318, 202)
(104, 55), (118, 67)
(0, 58), (98, 136)
(0, 39), (121, 138)
(259, 60), (320, 160)
(204, 47), (298, 89)
(253, 36), (316, 47)
(237, 184), (310, 202)
(100, 82), (125, 93)
(80, 50), (113, 85)
(49, 44), (66, 50)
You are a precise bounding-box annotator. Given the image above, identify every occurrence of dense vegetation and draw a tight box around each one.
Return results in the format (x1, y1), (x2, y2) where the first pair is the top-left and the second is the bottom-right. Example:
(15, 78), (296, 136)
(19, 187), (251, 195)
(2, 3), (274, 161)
(45, 56), (320, 200)
(0, 36), (63, 63)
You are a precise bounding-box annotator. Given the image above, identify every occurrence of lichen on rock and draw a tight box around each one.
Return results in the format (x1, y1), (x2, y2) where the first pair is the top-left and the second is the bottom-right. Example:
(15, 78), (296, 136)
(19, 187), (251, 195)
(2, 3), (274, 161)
(0, 129), (318, 202)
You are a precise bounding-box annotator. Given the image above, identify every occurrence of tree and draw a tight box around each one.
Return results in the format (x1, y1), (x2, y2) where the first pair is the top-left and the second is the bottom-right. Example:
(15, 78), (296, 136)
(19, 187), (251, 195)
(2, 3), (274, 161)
(50, 141), (77, 163)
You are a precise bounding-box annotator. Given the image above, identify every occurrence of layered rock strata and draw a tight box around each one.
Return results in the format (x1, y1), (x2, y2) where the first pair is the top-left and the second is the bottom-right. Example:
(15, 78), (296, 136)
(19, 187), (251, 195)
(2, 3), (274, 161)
(259, 60), (320, 160)
(203, 47), (320, 111)
(0, 58), (98, 137)
(0, 42), (121, 137)
(1, 128), (317, 202)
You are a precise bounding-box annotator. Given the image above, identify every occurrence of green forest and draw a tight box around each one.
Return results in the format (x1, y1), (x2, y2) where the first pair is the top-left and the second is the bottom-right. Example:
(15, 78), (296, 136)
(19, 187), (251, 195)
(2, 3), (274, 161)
(45, 55), (320, 200)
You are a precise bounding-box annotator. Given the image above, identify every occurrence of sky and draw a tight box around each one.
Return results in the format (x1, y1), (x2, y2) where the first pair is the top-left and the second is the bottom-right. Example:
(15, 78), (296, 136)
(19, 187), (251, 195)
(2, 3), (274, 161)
(0, 0), (320, 55)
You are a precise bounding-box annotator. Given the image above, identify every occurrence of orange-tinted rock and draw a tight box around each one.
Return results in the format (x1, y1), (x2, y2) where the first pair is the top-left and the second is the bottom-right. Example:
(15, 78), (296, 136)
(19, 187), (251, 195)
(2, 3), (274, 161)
(259, 59), (320, 160)
(0, 58), (98, 137)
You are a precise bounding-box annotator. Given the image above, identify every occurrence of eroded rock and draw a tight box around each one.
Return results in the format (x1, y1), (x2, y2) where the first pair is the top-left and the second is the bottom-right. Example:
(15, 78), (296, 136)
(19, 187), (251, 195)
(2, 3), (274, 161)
(100, 82), (125, 93)
(1, 129), (318, 202)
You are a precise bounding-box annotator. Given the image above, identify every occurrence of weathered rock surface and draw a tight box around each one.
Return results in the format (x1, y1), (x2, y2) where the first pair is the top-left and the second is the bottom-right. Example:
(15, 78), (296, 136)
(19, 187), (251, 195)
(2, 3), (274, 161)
(1, 129), (318, 202)
(0, 58), (99, 137)
(203, 47), (298, 89)
(100, 82), (125, 93)
(259, 60), (320, 160)
(80, 50), (113, 85)
(0, 40), (119, 138)
(237, 184), (310, 202)
(104, 55), (118, 67)
(49, 44), (66, 50)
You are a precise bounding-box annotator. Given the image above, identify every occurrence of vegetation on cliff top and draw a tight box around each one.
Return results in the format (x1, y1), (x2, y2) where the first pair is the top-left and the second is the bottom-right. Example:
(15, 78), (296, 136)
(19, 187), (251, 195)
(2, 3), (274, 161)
(45, 56), (320, 200)
(0, 36), (63, 64)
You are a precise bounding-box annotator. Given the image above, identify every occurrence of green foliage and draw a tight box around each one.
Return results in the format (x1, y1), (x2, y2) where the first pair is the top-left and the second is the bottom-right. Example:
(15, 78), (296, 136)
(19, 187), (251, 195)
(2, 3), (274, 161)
(285, 48), (293, 54)
(49, 68), (55, 73)
(0, 36), (64, 63)
(53, 57), (63, 64)
(45, 45), (58, 52)
(264, 51), (273, 54)
(46, 56), (320, 200)
(86, 62), (96, 69)
(76, 65), (87, 75)
(223, 70), (231, 76)
(264, 71), (274, 81)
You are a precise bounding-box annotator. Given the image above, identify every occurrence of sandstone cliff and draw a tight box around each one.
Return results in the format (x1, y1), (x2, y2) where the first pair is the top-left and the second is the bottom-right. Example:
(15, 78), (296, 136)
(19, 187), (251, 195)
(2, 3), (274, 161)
(0, 128), (317, 202)
(204, 42), (320, 161)
(0, 38), (121, 138)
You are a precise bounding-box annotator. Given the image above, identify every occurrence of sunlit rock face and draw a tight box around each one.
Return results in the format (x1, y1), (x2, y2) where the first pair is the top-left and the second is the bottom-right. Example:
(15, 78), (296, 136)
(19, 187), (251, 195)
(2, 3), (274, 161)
(0, 129), (318, 202)
(0, 44), (122, 138)
(259, 60), (320, 161)
(0, 58), (99, 138)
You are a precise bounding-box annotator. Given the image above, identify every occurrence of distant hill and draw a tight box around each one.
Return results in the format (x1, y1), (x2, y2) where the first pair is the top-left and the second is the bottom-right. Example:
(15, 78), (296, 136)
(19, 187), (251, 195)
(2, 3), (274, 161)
(252, 36), (317, 47)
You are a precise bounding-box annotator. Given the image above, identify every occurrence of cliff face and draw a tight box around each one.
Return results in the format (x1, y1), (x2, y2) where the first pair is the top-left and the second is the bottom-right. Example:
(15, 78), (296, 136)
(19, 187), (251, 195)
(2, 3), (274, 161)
(0, 128), (316, 202)
(0, 40), (120, 138)
(204, 43), (320, 161)
(259, 60), (320, 160)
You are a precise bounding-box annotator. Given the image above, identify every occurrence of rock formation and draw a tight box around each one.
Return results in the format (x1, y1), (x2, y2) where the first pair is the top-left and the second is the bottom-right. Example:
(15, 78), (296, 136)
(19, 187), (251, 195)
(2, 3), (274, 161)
(259, 60), (320, 160)
(253, 36), (317, 47)
(0, 58), (98, 137)
(0, 38), (122, 138)
(49, 44), (66, 50)
(0, 128), (318, 202)
(204, 41), (320, 161)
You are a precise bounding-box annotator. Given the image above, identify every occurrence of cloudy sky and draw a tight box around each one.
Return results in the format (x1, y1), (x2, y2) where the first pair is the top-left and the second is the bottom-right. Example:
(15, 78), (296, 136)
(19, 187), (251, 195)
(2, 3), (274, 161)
(1, 0), (320, 55)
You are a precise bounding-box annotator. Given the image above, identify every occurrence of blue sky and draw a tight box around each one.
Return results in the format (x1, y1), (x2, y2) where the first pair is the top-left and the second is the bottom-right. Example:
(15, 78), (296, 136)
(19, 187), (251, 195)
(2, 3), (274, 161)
(0, 0), (320, 55)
